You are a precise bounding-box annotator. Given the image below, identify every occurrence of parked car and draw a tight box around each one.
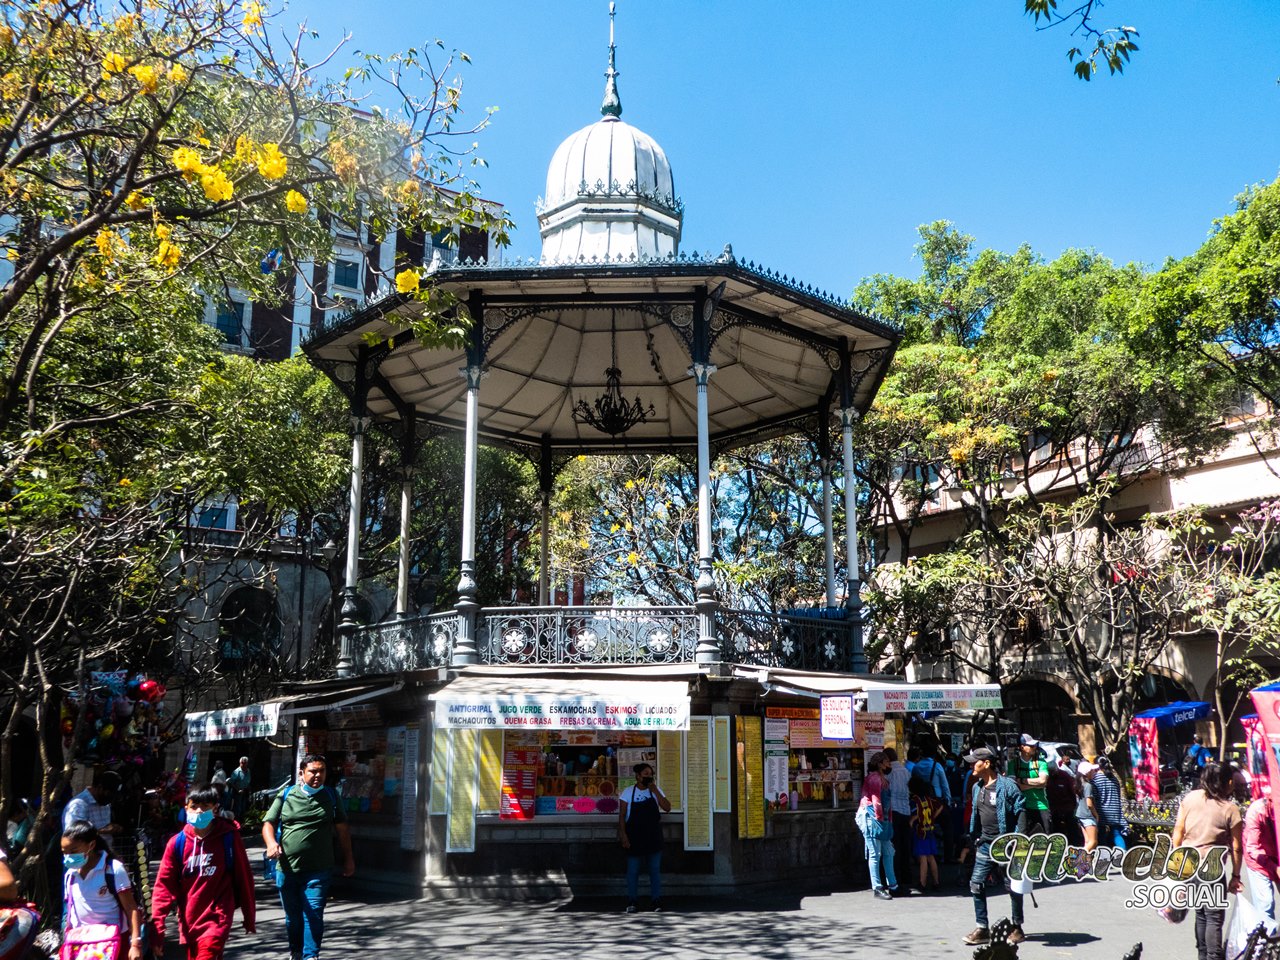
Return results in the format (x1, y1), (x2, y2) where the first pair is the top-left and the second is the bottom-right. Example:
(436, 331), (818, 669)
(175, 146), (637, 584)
(1038, 741), (1081, 774)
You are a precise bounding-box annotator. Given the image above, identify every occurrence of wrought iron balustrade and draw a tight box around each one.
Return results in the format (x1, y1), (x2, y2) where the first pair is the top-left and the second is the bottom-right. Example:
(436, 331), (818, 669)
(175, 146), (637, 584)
(718, 608), (852, 671)
(479, 606), (697, 665)
(351, 611), (458, 674)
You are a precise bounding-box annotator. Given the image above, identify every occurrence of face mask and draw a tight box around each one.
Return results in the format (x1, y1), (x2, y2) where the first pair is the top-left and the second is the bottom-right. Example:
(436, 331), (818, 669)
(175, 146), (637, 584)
(298, 782), (322, 796)
(63, 852), (88, 869)
(191, 810), (215, 829)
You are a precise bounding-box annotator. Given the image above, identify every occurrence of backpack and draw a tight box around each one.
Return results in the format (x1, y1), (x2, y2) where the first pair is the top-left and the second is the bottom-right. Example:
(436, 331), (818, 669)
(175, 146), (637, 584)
(1181, 749), (1201, 777)
(912, 758), (946, 800)
(171, 830), (236, 884)
(270, 785), (341, 858)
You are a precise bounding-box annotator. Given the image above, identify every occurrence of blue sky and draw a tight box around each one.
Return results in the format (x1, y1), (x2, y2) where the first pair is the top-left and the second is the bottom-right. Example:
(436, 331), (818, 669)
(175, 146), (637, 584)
(293, 1), (1280, 298)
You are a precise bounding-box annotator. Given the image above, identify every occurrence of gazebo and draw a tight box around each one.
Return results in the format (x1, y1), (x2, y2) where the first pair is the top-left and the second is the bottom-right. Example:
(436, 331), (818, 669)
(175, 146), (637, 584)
(303, 19), (899, 682)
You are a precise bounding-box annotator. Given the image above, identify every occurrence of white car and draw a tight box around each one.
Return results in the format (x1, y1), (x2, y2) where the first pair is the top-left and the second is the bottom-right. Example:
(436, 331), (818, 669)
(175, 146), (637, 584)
(1037, 740), (1082, 774)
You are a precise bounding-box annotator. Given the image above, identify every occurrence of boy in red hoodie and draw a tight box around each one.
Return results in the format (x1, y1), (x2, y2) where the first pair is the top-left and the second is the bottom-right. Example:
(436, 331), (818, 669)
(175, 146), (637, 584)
(152, 782), (256, 960)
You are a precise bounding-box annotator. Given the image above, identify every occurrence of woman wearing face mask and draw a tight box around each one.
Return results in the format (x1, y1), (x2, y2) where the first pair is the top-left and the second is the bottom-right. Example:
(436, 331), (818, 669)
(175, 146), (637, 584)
(152, 783), (256, 960)
(618, 763), (671, 913)
(60, 819), (144, 960)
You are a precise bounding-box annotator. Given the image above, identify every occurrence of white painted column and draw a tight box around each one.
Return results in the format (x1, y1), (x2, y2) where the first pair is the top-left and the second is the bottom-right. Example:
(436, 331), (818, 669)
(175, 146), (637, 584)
(691, 362), (719, 663)
(335, 415), (370, 678)
(395, 466), (415, 617)
(822, 460), (837, 607)
(452, 364), (484, 664)
(538, 491), (551, 606)
(841, 408), (860, 591)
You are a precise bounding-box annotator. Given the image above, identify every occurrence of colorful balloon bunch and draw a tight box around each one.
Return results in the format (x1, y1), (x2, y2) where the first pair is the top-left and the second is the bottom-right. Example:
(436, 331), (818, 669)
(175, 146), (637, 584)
(62, 672), (167, 765)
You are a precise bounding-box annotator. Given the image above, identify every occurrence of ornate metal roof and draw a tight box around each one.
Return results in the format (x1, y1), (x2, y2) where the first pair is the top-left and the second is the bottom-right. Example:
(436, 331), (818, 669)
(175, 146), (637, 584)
(304, 253), (899, 457)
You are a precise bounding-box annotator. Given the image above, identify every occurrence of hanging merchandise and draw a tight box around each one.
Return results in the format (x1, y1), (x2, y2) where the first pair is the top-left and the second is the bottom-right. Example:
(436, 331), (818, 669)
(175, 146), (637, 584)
(60, 672), (169, 767)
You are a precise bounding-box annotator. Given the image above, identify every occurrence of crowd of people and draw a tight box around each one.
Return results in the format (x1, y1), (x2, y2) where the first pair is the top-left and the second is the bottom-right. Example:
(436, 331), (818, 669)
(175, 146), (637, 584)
(854, 732), (1201, 946)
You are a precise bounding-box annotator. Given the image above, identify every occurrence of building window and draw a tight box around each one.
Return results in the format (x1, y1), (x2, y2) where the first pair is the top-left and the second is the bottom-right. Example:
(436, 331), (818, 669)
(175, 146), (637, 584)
(333, 258), (360, 289)
(427, 229), (456, 266)
(196, 505), (230, 529)
(215, 301), (245, 345)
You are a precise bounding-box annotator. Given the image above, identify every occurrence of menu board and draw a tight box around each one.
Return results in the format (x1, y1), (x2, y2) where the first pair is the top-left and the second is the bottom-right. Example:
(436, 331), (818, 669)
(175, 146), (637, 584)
(400, 724), (420, 851)
(857, 713), (886, 749)
(384, 726), (406, 798)
(684, 718), (713, 851)
(735, 716), (766, 839)
(446, 729), (478, 852)
(764, 718), (791, 743)
(764, 747), (789, 806)
(499, 745), (539, 820)
(478, 730), (503, 815)
(788, 718), (854, 749)
(713, 717), (732, 813)
(658, 730), (685, 812)
(428, 727), (449, 814)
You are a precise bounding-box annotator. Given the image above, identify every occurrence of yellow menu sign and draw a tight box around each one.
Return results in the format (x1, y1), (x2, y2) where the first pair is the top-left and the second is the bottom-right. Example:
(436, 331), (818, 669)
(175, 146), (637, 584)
(735, 716), (765, 839)
(477, 729), (503, 815)
(446, 729), (478, 853)
(658, 730), (684, 812)
(684, 718), (713, 851)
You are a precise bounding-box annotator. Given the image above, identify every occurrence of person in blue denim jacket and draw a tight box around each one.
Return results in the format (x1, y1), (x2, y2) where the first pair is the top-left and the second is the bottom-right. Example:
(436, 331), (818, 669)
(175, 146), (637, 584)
(962, 747), (1027, 947)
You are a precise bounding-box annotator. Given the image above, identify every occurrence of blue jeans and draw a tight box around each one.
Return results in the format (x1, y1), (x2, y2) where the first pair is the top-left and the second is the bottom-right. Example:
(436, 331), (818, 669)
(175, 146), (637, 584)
(971, 839), (1024, 929)
(276, 867), (332, 958)
(626, 851), (662, 902)
(858, 808), (897, 891)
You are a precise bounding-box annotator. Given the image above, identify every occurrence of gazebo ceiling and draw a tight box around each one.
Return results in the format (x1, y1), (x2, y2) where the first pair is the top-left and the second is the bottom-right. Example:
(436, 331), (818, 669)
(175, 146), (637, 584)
(304, 256), (900, 456)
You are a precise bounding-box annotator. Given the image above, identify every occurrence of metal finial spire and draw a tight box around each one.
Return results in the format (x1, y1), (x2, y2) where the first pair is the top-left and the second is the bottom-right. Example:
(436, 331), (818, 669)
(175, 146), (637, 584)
(601, 2), (622, 118)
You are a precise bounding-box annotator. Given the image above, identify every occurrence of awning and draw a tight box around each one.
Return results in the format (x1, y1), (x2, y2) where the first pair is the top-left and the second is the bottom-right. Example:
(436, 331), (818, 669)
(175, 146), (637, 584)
(185, 681), (402, 743)
(1132, 701), (1212, 730)
(733, 666), (1003, 712)
(429, 676), (691, 732)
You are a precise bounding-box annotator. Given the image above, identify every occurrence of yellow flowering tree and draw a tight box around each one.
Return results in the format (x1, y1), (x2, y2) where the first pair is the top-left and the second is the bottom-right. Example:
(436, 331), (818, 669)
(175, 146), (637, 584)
(0, 0), (510, 890)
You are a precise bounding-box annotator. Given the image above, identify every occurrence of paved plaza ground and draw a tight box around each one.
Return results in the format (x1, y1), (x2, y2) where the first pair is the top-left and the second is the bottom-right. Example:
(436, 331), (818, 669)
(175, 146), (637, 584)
(217, 868), (1201, 960)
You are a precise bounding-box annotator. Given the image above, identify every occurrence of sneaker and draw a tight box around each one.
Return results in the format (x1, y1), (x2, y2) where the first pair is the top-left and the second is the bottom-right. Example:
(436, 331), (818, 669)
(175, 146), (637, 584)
(1008, 925), (1026, 945)
(624, 902), (638, 914)
(962, 927), (990, 946)
(651, 900), (663, 912)
(873, 888), (892, 901)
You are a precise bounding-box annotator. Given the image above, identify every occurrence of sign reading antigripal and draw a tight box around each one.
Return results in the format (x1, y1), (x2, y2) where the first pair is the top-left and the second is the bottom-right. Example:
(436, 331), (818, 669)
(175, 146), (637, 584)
(434, 695), (691, 731)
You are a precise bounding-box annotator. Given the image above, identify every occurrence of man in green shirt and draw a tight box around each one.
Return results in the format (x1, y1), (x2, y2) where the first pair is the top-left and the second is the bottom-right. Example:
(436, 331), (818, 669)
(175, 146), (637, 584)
(262, 754), (355, 960)
(1011, 734), (1052, 835)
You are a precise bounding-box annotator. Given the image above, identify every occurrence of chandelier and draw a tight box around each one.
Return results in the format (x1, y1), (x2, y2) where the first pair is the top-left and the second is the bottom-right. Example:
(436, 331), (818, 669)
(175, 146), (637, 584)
(572, 313), (655, 436)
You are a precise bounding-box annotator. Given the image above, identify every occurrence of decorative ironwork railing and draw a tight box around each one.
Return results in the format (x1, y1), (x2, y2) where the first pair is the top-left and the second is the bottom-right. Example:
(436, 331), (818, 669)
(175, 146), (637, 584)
(479, 606), (697, 665)
(351, 611), (458, 674)
(718, 608), (852, 672)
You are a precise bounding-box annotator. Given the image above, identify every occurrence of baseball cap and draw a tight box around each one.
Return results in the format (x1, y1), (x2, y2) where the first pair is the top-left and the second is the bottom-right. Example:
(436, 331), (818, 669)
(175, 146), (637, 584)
(1078, 760), (1099, 776)
(964, 747), (998, 764)
(1019, 733), (1039, 747)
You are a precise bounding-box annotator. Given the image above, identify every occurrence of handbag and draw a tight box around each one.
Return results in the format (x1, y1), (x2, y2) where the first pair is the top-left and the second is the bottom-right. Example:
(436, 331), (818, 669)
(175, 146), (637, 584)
(0, 901), (40, 960)
(59, 923), (124, 960)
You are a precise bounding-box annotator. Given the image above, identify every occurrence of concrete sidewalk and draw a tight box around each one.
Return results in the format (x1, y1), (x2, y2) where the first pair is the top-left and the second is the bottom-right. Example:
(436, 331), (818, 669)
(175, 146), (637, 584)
(219, 872), (1206, 960)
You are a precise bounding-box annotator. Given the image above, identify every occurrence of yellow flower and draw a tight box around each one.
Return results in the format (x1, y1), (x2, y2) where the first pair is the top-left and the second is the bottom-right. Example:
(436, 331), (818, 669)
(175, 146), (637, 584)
(124, 190), (149, 210)
(101, 52), (126, 77)
(395, 269), (420, 294)
(168, 64), (188, 84)
(242, 1), (263, 31)
(624, 479), (635, 490)
(234, 134), (257, 163)
(113, 13), (140, 34)
(172, 146), (203, 178)
(328, 141), (357, 183)
(0, 26), (13, 46)
(578, 538), (590, 550)
(255, 142), (287, 180)
(200, 167), (234, 202)
(129, 64), (158, 94)
(155, 239), (181, 268)
(284, 189), (307, 214)
(627, 551), (639, 566)
(94, 228), (119, 260)
(154, 223), (171, 242)
(118, 478), (132, 487)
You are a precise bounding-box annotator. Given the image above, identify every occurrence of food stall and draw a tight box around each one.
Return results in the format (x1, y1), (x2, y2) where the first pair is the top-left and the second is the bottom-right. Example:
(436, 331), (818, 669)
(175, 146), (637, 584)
(1127, 700), (1213, 800)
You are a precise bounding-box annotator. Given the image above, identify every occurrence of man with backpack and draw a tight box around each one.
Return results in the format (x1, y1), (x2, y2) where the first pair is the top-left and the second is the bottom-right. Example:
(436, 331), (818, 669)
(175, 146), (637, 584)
(152, 783), (256, 960)
(263, 754), (355, 960)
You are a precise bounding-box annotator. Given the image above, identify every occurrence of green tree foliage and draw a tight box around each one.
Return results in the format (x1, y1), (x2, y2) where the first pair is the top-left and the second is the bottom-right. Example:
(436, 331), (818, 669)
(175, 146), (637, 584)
(0, 0), (510, 887)
(1022, 0), (1140, 80)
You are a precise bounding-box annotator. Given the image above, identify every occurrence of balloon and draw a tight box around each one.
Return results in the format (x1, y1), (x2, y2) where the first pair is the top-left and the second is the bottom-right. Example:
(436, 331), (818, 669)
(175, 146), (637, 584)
(138, 680), (158, 700)
(61, 704), (73, 720)
(60, 719), (74, 736)
(99, 724), (114, 738)
(126, 678), (142, 696)
(86, 738), (99, 751)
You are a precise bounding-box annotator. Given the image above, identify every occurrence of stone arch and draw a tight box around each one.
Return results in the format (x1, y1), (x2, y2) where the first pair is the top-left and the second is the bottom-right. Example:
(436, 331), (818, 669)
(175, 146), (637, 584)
(217, 586), (282, 671)
(1000, 675), (1079, 744)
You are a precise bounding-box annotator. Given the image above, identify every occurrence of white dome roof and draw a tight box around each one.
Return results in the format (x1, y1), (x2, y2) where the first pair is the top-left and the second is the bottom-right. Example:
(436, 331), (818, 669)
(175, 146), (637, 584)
(543, 116), (675, 211)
